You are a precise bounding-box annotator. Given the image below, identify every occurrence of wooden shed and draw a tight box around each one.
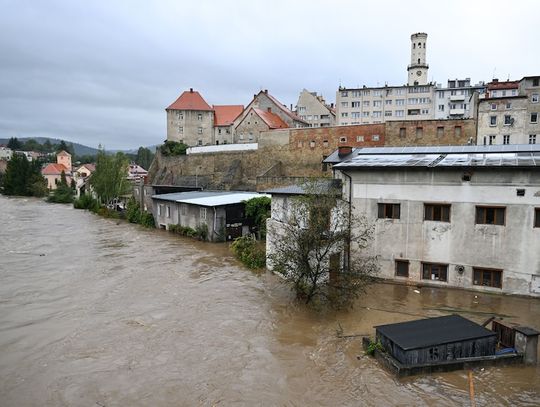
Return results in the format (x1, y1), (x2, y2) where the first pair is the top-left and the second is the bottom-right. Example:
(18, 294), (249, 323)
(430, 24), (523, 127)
(375, 315), (497, 366)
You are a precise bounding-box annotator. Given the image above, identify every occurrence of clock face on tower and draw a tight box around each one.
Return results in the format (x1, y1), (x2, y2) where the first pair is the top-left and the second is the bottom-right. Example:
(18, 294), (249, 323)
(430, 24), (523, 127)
(416, 71), (422, 76)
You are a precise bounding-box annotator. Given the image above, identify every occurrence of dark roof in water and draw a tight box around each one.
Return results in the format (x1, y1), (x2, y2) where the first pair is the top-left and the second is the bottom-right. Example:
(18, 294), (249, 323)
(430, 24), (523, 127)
(264, 179), (341, 195)
(375, 315), (496, 351)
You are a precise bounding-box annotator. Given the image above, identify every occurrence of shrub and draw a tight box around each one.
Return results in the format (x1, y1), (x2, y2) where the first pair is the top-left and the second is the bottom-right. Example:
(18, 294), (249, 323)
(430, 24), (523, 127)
(160, 141), (188, 156)
(74, 194), (100, 211)
(366, 340), (384, 356)
(231, 235), (266, 269)
(139, 211), (155, 228)
(126, 197), (142, 223)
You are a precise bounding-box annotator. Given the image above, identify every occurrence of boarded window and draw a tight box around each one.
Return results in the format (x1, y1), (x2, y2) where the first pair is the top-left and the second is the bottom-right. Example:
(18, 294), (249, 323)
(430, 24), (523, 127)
(437, 126), (444, 137)
(378, 203), (400, 219)
(476, 206), (505, 225)
(424, 204), (451, 222)
(395, 260), (409, 277)
(454, 126), (462, 137)
(416, 127), (423, 138)
(399, 127), (406, 138)
(422, 263), (448, 282)
(473, 268), (502, 288)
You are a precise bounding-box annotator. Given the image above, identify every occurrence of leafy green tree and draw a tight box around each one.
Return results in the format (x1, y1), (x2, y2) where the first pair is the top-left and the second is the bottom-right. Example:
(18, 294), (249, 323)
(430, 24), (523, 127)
(90, 148), (130, 206)
(56, 140), (74, 156)
(267, 184), (379, 308)
(7, 137), (22, 150)
(160, 141), (187, 156)
(244, 196), (271, 239)
(22, 138), (42, 152)
(43, 139), (53, 153)
(48, 170), (74, 203)
(1, 153), (47, 197)
(135, 146), (154, 170)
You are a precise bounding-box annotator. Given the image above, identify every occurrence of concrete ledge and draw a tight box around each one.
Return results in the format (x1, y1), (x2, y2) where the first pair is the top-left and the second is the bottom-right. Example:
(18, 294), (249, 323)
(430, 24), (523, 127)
(362, 337), (523, 377)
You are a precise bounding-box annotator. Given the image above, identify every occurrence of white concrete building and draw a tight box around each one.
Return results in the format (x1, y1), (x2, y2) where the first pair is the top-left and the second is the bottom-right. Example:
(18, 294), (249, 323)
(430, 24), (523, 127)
(329, 145), (540, 297)
(0, 146), (13, 161)
(434, 78), (486, 120)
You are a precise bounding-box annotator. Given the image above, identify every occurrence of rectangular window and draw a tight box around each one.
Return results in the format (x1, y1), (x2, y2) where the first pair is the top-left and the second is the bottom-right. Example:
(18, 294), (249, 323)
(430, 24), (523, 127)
(503, 135), (510, 145)
(181, 204), (187, 216)
(341, 91), (348, 97)
(531, 113), (538, 123)
(475, 206), (505, 225)
(362, 112), (370, 117)
(396, 99), (405, 105)
(372, 111), (382, 118)
(395, 260), (409, 277)
(373, 90), (381, 96)
(506, 102), (512, 109)
(198, 127), (203, 134)
(341, 102), (348, 108)
(385, 111), (392, 116)
(373, 100), (382, 107)
(489, 135), (496, 145)
(351, 91), (361, 97)
(535, 208), (540, 227)
(372, 134), (380, 141)
(341, 112), (348, 118)
(351, 112), (361, 118)
(491, 103), (497, 110)
(438, 104), (445, 111)
(378, 203), (400, 219)
(179, 126), (183, 133)
(490, 116), (497, 126)
(197, 113), (203, 120)
(504, 115), (512, 125)
(197, 139), (203, 146)
(438, 91), (445, 98)
(158, 204), (163, 216)
(473, 268), (502, 288)
(530, 134), (537, 144)
(424, 204), (451, 222)
(395, 110), (404, 117)
(356, 135), (364, 142)
(351, 101), (361, 108)
(422, 263), (448, 282)
(399, 127), (406, 138)
(533, 78), (539, 87)
(200, 207), (207, 221)
(363, 101), (370, 107)
(532, 94), (539, 103)
(385, 100), (392, 105)
(416, 127), (423, 138)
(454, 126), (462, 137)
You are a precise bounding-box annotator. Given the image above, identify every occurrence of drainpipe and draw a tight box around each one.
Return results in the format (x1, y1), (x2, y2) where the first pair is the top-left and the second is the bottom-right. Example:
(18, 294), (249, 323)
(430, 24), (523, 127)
(213, 207), (218, 241)
(341, 170), (353, 272)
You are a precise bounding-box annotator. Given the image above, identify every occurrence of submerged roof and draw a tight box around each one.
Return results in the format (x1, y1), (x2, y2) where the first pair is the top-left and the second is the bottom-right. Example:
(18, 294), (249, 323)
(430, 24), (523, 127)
(166, 89), (213, 111)
(152, 191), (269, 207)
(332, 144), (540, 169)
(376, 315), (496, 351)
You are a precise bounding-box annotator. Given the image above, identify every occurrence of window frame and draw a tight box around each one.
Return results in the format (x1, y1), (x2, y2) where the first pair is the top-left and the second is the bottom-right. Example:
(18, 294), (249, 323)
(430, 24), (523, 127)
(422, 262), (448, 282)
(535, 208), (540, 228)
(473, 267), (502, 288)
(377, 203), (400, 220)
(475, 205), (506, 226)
(424, 203), (451, 222)
(395, 259), (409, 277)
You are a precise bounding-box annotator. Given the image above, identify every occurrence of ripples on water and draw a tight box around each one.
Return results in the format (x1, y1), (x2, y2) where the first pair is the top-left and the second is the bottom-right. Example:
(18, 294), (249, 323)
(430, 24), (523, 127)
(0, 196), (539, 406)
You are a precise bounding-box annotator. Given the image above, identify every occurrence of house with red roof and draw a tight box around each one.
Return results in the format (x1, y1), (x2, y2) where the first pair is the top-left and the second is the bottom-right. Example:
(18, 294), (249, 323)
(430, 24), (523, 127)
(213, 104), (244, 144)
(41, 150), (72, 190)
(234, 107), (289, 143)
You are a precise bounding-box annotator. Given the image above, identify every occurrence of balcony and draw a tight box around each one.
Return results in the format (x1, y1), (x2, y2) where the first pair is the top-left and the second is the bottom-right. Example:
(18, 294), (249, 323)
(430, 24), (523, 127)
(450, 94), (465, 101)
(449, 108), (465, 116)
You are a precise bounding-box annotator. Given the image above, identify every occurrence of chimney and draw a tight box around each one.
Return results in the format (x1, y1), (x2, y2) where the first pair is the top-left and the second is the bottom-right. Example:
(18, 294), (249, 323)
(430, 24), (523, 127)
(264, 89), (268, 94)
(267, 107), (272, 113)
(290, 104), (293, 111)
(190, 88), (193, 93)
(338, 146), (353, 157)
(331, 103), (334, 108)
(492, 78), (499, 83)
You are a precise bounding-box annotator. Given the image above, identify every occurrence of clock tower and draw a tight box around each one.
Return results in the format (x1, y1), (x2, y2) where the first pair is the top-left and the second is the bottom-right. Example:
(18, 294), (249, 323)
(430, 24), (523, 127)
(407, 32), (429, 86)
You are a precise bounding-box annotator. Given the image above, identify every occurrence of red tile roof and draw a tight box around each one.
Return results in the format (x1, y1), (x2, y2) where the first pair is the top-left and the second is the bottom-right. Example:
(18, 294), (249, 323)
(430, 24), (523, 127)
(42, 163), (70, 176)
(57, 150), (71, 156)
(252, 108), (289, 129)
(487, 80), (519, 90)
(166, 88), (213, 111)
(213, 105), (244, 126)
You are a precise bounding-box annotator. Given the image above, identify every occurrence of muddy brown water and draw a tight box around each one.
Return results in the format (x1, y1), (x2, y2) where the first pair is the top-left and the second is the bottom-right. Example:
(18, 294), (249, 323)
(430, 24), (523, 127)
(0, 196), (539, 406)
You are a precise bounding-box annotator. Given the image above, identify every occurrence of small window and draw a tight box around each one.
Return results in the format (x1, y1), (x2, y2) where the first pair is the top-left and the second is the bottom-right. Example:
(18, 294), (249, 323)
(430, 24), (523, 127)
(378, 203), (400, 219)
(197, 113), (203, 120)
(473, 268), (502, 288)
(339, 137), (347, 143)
(197, 139), (203, 146)
(475, 206), (505, 225)
(454, 126), (462, 137)
(532, 94), (539, 103)
(490, 103), (497, 110)
(399, 127), (406, 138)
(198, 127), (203, 134)
(416, 127), (423, 138)
(531, 113), (538, 123)
(179, 126), (183, 133)
(506, 102), (512, 109)
(535, 208), (540, 227)
(530, 134), (537, 144)
(395, 260), (409, 277)
(323, 140), (328, 147)
(533, 78), (539, 87)
(297, 140), (303, 148)
(424, 204), (451, 222)
(437, 126), (444, 137)
(372, 134), (380, 141)
(516, 189), (525, 197)
(503, 135), (510, 145)
(309, 140), (315, 148)
(356, 135), (364, 142)
(504, 115), (512, 125)
(489, 116), (497, 126)
(166, 206), (170, 218)
(200, 207), (207, 221)
(422, 263), (448, 282)
(181, 204), (187, 216)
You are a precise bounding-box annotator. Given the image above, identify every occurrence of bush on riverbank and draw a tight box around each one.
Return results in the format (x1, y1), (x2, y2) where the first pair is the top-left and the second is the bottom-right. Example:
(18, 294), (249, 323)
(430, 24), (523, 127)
(125, 197), (155, 227)
(168, 223), (208, 240)
(47, 170), (74, 203)
(231, 235), (266, 269)
(73, 194), (100, 211)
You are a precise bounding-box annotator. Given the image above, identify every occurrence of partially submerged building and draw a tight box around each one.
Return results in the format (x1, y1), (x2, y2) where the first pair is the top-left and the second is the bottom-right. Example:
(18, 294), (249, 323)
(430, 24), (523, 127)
(328, 144), (540, 297)
(152, 191), (268, 241)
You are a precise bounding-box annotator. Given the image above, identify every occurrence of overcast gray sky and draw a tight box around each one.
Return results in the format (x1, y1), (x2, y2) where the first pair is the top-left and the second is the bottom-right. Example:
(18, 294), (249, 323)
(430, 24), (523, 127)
(1, 0), (538, 150)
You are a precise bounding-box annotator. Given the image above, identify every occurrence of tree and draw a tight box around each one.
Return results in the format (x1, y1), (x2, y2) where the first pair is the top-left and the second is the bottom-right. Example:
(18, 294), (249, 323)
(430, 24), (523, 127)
(90, 148), (130, 206)
(48, 170), (74, 203)
(267, 183), (379, 308)
(56, 140), (74, 156)
(135, 146), (154, 170)
(7, 137), (22, 150)
(1, 153), (47, 197)
(244, 196), (271, 239)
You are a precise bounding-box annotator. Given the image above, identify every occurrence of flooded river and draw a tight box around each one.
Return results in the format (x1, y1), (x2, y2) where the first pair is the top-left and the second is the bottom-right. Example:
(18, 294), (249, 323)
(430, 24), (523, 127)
(0, 196), (539, 406)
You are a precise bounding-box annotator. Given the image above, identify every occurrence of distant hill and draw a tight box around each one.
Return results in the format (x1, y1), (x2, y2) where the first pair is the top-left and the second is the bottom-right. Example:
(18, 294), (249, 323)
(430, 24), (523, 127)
(0, 137), (99, 156)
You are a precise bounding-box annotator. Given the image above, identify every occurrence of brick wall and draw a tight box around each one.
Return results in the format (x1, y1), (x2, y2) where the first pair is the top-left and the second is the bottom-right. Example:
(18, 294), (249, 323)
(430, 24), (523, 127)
(385, 119), (476, 146)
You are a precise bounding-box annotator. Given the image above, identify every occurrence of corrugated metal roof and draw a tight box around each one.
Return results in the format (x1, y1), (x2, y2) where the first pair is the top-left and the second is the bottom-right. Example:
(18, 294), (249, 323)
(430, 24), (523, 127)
(152, 191), (268, 207)
(376, 315), (496, 351)
(333, 144), (540, 169)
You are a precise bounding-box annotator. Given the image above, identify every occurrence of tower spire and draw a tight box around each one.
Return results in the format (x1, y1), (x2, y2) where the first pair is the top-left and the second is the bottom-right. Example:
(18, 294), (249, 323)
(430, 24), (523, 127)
(407, 32), (429, 86)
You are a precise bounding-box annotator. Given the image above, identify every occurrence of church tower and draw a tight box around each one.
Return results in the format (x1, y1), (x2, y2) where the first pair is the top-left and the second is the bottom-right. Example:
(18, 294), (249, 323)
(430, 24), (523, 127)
(407, 32), (429, 86)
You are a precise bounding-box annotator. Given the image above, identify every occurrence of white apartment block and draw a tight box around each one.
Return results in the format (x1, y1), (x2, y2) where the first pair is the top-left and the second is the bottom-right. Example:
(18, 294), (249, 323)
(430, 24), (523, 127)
(434, 78), (486, 120)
